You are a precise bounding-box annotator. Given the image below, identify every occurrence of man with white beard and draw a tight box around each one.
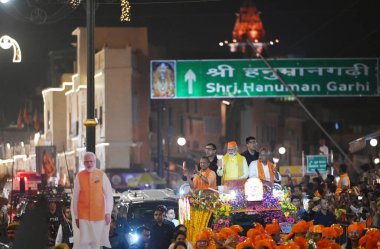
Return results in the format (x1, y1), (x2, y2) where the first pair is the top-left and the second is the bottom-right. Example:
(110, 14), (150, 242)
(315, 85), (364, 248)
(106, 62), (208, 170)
(73, 152), (113, 249)
(217, 141), (249, 191)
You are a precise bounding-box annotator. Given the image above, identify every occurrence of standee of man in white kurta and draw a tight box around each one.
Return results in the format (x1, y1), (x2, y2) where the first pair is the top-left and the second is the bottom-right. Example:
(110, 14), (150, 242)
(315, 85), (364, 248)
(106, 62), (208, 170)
(72, 152), (113, 249)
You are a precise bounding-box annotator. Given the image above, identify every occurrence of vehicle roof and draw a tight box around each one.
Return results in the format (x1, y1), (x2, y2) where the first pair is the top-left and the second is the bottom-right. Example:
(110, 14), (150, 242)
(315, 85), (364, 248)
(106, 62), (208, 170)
(119, 189), (178, 203)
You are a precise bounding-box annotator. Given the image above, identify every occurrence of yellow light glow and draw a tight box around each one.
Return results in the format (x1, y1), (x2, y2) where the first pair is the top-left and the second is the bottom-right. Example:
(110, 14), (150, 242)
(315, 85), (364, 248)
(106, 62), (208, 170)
(65, 84), (87, 96)
(13, 155), (27, 160)
(96, 142), (110, 147)
(76, 85), (87, 92)
(69, 0), (81, 8)
(95, 71), (103, 78)
(42, 82), (73, 96)
(65, 73), (94, 96)
(120, 0), (131, 22)
(222, 100), (230, 105)
(58, 151), (75, 157)
(65, 90), (74, 96)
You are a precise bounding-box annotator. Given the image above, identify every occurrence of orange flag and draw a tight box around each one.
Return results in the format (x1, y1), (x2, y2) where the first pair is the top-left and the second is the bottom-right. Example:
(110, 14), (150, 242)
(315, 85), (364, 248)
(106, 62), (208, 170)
(23, 107), (30, 124)
(17, 109), (23, 129)
(33, 110), (40, 131)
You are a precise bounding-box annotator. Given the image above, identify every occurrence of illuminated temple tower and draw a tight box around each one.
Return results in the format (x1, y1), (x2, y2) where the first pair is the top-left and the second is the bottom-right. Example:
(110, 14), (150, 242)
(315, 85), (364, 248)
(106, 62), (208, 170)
(230, 0), (267, 55)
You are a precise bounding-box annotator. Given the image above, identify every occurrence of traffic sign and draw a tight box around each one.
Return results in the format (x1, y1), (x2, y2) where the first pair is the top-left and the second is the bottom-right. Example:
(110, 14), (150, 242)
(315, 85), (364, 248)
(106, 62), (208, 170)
(306, 155), (328, 173)
(150, 58), (379, 99)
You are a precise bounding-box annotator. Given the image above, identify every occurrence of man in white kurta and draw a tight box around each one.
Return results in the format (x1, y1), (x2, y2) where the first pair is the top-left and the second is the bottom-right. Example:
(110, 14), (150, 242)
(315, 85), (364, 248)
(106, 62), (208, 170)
(249, 147), (275, 186)
(73, 151), (113, 249)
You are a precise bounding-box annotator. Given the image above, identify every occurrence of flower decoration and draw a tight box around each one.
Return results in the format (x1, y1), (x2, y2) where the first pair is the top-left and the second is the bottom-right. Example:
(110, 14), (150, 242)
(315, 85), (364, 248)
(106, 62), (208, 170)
(278, 191), (299, 224)
(262, 192), (280, 209)
(183, 190), (231, 242)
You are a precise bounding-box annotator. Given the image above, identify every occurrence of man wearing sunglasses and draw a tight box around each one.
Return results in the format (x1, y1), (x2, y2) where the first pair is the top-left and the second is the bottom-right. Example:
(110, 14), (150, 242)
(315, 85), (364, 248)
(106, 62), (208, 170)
(204, 143), (221, 186)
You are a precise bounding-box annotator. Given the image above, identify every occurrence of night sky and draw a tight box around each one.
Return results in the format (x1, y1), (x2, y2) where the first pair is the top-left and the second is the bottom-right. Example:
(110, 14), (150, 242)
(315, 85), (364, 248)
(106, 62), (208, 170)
(0, 0), (379, 127)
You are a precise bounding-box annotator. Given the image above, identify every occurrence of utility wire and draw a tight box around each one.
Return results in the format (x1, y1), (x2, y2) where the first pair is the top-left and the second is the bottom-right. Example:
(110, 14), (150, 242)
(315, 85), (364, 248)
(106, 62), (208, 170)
(248, 40), (352, 164)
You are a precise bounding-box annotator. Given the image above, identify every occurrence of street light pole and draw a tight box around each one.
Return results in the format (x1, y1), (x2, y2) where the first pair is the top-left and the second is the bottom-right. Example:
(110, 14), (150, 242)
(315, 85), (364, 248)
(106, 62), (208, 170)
(157, 101), (164, 178)
(83, 0), (97, 153)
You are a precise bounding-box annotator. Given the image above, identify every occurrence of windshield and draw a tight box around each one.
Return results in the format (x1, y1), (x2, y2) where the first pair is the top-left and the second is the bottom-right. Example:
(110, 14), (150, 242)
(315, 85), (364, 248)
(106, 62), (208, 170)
(118, 201), (178, 230)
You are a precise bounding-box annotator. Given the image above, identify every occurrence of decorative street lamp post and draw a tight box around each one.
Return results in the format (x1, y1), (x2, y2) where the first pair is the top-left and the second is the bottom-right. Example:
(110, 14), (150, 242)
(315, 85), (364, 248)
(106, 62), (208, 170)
(0, 35), (22, 63)
(77, 0), (131, 153)
(83, 0), (97, 153)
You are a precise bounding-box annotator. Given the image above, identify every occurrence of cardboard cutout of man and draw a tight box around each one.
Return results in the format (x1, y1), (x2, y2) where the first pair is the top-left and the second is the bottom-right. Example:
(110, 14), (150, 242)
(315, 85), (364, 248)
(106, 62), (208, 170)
(73, 152), (113, 249)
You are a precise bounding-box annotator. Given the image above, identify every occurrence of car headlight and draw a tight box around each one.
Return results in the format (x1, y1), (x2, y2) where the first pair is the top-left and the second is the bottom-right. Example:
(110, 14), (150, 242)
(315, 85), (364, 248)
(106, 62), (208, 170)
(129, 232), (139, 244)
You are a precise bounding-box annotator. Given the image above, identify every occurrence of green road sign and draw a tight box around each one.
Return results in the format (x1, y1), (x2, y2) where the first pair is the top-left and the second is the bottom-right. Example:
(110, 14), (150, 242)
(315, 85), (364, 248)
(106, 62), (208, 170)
(150, 58), (379, 99)
(306, 155), (328, 174)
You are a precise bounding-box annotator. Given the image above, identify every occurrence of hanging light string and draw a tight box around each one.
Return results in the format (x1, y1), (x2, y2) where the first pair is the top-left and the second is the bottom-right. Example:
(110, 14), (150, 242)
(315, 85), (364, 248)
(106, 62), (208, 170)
(68, 0), (131, 22)
(120, 0), (131, 22)
(67, 0), (222, 22)
(69, 0), (81, 9)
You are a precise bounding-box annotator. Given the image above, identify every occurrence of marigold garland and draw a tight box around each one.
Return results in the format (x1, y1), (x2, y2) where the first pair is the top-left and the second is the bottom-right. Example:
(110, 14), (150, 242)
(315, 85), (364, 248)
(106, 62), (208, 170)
(182, 190), (231, 243)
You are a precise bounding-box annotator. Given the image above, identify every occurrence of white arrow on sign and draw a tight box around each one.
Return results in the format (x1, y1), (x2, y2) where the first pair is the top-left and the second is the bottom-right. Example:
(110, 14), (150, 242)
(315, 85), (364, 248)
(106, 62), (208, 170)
(184, 69), (196, 94)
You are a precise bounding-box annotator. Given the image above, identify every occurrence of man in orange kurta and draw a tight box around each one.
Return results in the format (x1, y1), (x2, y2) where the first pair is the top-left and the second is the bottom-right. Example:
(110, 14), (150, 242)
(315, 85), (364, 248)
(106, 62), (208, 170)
(73, 152), (113, 249)
(191, 156), (217, 191)
(335, 163), (350, 194)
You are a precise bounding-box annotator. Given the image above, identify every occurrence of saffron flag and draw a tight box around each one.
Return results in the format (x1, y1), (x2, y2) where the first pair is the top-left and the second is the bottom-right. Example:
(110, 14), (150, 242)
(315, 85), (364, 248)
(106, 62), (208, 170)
(33, 110), (40, 131)
(17, 109), (23, 129)
(23, 107), (30, 125)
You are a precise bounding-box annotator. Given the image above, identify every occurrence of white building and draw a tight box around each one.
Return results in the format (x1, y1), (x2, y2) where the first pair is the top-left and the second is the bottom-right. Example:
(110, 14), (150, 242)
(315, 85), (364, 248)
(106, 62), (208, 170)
(41, 27), (150, 179)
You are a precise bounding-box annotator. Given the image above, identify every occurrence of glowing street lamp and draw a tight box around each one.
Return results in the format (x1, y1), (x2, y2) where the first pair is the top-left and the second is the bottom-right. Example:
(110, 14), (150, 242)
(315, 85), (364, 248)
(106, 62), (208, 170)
(374, 158), (380, 164)
(278, 147), (286, 155)
(0, 35), (22, 63)
(177, 137), (186, 146)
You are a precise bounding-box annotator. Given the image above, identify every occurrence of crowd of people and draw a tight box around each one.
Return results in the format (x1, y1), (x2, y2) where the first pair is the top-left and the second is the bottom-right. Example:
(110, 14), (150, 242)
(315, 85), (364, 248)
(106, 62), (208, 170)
(119, 202), (380, 249)
(1, 137), (380, 248)
(178, 136), (380, 248)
